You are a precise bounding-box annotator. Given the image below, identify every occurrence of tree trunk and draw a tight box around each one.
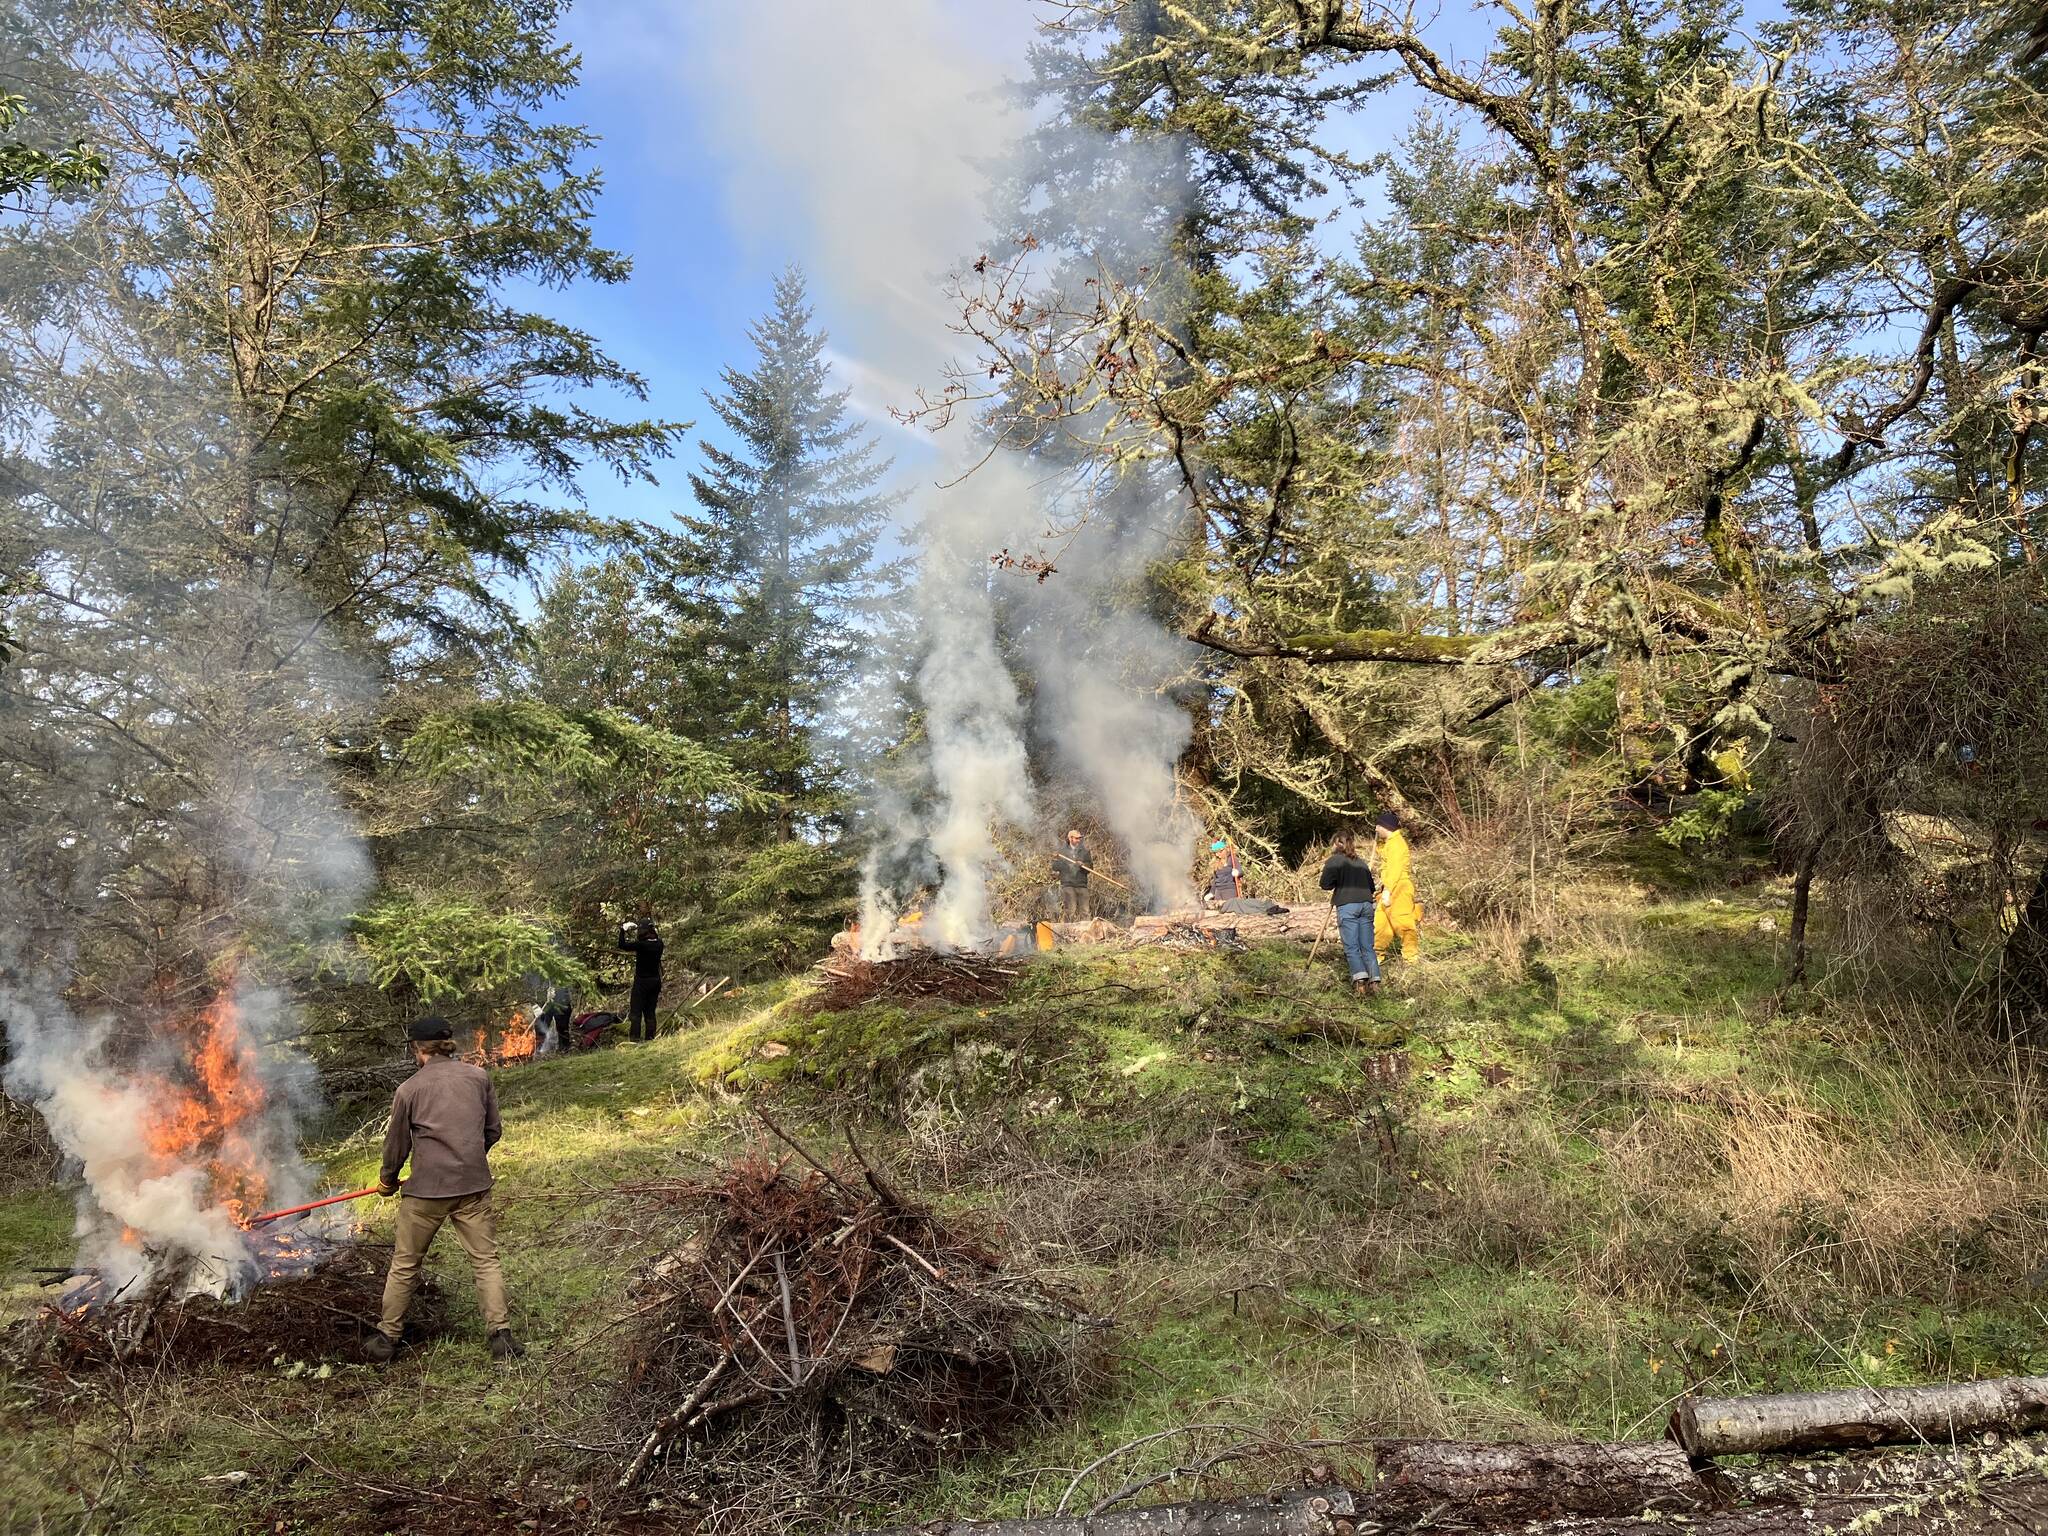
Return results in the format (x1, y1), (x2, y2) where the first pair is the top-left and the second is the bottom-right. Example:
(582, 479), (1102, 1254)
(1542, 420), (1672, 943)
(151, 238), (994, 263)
(1992, 858), (2048, 1042)
(1671, 1377), (2048, 1459)
(856, 1457), (2048, 1536)
(1787, 838), (1823, 984)
(1374, 1439), (1705, 1521)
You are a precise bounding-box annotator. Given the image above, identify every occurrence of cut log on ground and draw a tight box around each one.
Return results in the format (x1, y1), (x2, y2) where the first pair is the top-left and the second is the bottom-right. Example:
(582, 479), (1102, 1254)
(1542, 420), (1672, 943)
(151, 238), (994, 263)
(1374, 1438), (1706, 1521)
(1130, 907), (1330, 947)
(1672, 1377), (2048, 1459)
(1047, 918), (1124, 946)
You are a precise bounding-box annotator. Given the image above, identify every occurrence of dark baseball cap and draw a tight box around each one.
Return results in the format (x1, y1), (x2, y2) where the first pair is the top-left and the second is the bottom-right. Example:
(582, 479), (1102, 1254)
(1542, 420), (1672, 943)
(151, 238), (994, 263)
(407, 1015), (454, 1042)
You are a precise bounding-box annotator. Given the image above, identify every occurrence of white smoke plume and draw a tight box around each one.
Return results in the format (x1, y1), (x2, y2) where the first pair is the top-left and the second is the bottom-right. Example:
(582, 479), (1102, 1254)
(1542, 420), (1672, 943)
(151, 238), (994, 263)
(666, 0), (1203, 938)
(1, 974), (333, 1298)
(1, 584), (376, 1297)
(1034, 621), (1201, 908)
(914, 520), (1035, 948)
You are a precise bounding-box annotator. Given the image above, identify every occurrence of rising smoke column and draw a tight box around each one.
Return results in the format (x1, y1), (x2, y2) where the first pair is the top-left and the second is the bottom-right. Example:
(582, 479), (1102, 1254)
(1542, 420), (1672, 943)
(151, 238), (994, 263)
(1, 583), (375, 1297)
(1031, 617), (1201, 909)
(668, 0), (1203, 934)
(913, 516), (1034, 947)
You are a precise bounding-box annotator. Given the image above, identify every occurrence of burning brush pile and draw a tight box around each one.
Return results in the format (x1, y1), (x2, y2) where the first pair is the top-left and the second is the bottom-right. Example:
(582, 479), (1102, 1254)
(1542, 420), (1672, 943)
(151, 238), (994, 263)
(612, 1127), (1105, 1517)
(20, 1241), (447, 1375)
(6, 981), (423, 1371)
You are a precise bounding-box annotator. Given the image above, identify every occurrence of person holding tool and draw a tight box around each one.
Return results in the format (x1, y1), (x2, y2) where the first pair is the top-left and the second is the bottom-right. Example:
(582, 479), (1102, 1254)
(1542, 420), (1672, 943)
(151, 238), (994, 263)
(367, 1016), (521, 1363)
(1051, 828), (1094, 920)
(1319, 830), (1380, 995)
(617, 913), (665, 1042)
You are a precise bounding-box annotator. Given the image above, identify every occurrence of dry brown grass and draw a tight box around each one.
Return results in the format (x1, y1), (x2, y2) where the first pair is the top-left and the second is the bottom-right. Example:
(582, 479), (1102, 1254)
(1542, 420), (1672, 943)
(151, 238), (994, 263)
(1553, 1015), (2048, 1316)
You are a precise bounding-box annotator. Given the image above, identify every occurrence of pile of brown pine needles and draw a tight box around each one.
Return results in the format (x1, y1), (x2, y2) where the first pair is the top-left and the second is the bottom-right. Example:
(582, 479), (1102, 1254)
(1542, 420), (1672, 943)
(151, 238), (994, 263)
(612, 1121), (1104, 1524)
(808, 950), (1024, 1013)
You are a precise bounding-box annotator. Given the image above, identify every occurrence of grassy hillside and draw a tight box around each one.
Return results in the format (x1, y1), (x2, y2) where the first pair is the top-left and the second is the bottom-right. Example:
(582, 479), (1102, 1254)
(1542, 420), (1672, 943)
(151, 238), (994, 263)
(7, 865), (2047, 1534)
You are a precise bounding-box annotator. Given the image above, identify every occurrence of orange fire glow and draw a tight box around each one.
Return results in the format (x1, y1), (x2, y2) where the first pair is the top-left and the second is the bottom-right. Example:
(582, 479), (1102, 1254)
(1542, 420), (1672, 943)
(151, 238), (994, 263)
(141, 990), (272, 1229)
(464, 1010), (537, 1067)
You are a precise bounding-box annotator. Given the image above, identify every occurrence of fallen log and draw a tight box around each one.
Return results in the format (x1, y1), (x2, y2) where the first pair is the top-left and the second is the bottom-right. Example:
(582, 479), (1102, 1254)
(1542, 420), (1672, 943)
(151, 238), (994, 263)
(1672, 1377), (2048, 1459)
(1130, 908), (1329, 946)
(1375, 1439), (1706, 1521)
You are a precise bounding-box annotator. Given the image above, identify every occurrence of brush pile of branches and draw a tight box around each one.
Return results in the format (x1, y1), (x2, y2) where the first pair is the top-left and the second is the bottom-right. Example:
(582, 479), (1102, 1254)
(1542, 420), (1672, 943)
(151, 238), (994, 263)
(13, 1241), (447, 1377)
(613, 1126), (1104, 1521)
(1134, 921), (1249, 954)
(0, 1090), (61, 1193)
(808, 950), (1023, 1012)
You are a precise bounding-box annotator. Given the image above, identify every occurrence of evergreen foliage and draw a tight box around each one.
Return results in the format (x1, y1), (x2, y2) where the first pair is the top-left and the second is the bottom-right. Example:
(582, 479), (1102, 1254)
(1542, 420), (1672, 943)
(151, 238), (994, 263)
(669, 267), (904, 844)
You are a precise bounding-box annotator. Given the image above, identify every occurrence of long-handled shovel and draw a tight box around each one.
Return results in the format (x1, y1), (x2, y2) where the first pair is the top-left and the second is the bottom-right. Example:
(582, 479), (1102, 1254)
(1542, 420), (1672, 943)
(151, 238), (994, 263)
(246, 1186), (383, 1227)
(1303, 903), (1335, 976)
(1074, 862), (1133, 894)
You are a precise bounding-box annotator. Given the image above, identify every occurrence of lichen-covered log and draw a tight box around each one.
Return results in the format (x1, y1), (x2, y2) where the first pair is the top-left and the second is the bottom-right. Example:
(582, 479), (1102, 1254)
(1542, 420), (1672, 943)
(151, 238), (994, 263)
(1374, 1439), (1705, 1521)
(1672, 1377), (2048, 1458)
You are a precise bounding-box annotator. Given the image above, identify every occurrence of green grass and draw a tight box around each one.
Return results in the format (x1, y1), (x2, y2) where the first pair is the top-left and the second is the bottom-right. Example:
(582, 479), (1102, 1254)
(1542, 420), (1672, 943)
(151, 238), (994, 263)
(7, 876), (2048, 1532)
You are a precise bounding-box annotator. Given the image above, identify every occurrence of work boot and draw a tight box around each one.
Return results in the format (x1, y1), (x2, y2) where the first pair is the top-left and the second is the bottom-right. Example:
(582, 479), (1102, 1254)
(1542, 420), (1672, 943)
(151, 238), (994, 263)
(363, 1332), (397, 1365)
(1352, 979), (1368, 997)
(488, 1329), (526, 1361)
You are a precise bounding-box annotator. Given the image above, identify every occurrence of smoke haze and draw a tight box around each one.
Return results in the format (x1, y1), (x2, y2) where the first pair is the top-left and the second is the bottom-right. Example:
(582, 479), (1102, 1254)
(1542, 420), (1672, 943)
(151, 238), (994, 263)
(674, 0), (1202, 937)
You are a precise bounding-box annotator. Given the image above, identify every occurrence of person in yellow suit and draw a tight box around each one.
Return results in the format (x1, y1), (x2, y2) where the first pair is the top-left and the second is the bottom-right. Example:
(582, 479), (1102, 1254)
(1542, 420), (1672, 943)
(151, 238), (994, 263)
(1373, 809), (1421, 963)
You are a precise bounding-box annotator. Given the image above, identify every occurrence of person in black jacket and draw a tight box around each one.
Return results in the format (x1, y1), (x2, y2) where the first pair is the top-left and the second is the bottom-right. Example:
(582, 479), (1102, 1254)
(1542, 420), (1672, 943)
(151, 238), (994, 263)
(1319, 833), (1380, 995)
(617, 917), (665, 1042)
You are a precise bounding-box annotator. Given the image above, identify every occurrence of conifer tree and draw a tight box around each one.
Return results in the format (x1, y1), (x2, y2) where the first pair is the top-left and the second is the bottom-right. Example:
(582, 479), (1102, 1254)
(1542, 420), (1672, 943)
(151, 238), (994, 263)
(669, 268), (903, 845)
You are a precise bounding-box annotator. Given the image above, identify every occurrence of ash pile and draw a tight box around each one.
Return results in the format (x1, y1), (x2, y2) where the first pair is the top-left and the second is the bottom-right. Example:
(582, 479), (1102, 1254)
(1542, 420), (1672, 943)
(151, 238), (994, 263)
(612, 1131), (1105, 1521)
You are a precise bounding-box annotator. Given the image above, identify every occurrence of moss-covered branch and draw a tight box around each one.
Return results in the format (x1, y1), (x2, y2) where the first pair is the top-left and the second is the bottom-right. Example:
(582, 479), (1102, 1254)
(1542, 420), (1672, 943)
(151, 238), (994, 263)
(1189, 613), (1491, 665)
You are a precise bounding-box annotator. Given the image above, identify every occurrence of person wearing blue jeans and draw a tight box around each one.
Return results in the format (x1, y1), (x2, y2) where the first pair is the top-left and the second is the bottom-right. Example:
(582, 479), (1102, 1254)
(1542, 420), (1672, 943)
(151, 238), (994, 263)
(1319, 832), (1381, 995)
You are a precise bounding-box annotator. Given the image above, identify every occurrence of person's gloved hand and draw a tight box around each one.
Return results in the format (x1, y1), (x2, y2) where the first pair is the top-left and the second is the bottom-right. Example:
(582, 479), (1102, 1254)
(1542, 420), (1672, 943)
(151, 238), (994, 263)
(378, 1182), (399, 1198)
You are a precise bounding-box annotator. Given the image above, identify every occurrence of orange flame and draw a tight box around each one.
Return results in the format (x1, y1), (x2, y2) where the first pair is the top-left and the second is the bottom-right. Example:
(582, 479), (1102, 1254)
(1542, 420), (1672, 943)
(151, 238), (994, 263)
(463, 1010), (537, 1067)
(141, 990), (273, 1229)
(497, 1009), (536, 1064)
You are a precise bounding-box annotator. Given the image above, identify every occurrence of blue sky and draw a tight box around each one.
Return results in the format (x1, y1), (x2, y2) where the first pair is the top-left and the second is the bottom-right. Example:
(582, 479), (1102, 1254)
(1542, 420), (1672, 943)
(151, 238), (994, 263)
(531, 0), (1036, 531)
(529, 1), (1507, 538)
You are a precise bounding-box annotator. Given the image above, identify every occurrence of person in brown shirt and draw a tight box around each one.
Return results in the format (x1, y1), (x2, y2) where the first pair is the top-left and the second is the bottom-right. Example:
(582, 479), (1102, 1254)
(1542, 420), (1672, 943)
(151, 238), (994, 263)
(366, 1016), (523, 1362)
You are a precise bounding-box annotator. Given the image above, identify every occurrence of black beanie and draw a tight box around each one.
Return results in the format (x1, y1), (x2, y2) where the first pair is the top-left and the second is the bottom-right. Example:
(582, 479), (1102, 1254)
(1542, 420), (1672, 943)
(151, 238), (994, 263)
(408, 1015), (454, 1042)
(1375, 809), (1400, 832)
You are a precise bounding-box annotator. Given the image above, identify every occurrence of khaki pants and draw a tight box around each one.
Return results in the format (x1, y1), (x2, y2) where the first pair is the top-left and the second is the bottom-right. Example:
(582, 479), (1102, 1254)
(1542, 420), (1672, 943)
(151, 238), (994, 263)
(378, 1190), (509, 1340)
(1058, 886), (1090, 920)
